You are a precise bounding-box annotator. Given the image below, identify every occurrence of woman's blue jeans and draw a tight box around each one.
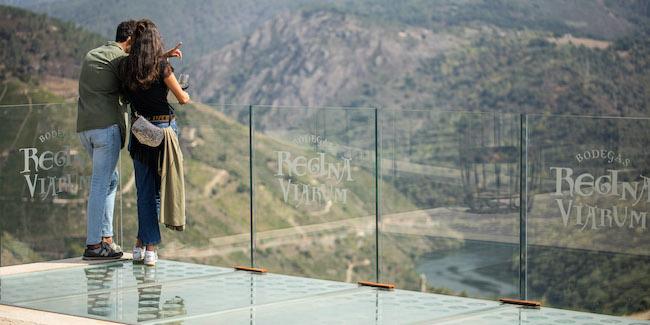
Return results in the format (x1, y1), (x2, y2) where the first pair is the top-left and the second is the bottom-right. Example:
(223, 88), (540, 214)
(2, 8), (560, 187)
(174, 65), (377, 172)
(133, 120), (178, 245)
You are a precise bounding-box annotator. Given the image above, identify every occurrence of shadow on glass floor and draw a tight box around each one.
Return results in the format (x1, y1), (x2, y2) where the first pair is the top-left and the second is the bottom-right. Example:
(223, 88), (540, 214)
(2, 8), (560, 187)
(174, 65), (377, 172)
(0, 260), (648, 325)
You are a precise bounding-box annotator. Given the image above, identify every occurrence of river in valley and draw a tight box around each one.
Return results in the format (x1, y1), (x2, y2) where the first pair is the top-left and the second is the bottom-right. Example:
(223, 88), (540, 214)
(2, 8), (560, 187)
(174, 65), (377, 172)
(416, 240), (519, 298)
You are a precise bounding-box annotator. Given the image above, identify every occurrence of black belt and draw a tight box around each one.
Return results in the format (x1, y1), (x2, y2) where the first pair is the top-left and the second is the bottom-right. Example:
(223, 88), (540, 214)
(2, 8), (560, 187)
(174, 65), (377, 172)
(146, 114), (175, 122)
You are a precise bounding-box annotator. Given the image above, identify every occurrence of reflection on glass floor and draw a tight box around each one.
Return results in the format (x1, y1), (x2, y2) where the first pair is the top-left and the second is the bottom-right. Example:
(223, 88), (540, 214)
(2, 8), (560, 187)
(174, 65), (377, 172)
(0, 260), (647, 325)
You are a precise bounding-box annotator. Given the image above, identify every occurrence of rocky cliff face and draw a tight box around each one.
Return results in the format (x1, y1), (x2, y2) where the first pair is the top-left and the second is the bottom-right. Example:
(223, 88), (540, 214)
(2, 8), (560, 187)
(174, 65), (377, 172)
(189, 10), (461, 108)
(188, 7), (650, 119)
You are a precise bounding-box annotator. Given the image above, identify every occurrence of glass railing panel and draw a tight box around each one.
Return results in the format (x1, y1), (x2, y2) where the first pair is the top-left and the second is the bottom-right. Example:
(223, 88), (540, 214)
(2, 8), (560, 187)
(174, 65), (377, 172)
(252, 106), (377, 283)
(0, 103), (108, 265)
(380, 109), (520, 300)
(525, 114), (650, 316)
(117, 103), (252, 268)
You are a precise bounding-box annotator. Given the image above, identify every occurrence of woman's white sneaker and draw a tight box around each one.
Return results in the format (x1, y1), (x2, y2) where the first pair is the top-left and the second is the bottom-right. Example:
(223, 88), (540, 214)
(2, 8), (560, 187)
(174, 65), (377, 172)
(144, 250), (157, 266)
(132, 246), (144, 263)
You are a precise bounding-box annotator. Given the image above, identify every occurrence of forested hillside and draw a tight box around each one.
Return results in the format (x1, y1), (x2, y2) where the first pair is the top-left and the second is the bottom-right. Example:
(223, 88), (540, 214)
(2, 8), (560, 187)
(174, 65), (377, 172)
(0, 5), (102, 82)
(0, 5), (103, 104)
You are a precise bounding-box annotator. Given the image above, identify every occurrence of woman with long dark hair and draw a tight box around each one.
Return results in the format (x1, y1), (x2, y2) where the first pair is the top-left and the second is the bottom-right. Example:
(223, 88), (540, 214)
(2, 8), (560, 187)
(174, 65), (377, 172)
(120, 19), (190, 266)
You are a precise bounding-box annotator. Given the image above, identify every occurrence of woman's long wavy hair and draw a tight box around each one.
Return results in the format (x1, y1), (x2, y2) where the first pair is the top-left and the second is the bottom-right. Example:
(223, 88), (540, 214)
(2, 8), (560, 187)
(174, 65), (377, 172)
(120, 19), (169, 91)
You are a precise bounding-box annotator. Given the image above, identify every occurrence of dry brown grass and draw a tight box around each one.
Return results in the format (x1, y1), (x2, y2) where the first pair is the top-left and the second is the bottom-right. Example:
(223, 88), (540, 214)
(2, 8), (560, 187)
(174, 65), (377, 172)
(548, 34), (611, 49)
(40, 75), (78, 101)
(628, 309), (650, 320)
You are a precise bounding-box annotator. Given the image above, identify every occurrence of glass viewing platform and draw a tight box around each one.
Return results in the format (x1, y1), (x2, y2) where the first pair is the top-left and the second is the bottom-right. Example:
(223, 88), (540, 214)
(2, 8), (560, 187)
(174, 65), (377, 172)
(0, 103), (648, 324)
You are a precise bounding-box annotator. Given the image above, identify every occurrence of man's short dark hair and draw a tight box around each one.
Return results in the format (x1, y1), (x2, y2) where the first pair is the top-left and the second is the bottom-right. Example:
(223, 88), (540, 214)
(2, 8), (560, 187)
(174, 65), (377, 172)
(115, 20), (137, 42)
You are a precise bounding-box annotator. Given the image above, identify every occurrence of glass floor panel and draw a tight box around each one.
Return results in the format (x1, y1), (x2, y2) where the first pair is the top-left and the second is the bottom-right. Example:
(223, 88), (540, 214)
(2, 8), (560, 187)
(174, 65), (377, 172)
(0, 260), (648, 325)
(437, 306), (650, 325)
(0, 260), (232, 304)
(3, 260), (355, 324)
(165, 286), (502, 325)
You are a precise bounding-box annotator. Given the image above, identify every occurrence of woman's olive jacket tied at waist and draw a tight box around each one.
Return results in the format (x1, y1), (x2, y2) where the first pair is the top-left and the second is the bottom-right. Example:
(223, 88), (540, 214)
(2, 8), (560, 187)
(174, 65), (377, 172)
(159, 127), (185, 231)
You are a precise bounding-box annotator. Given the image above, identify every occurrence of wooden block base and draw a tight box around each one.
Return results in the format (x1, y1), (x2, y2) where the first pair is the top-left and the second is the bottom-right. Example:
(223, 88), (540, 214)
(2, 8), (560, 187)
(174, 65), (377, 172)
(234, 265), (268, 273)
(498, 298), (542, 308)
(358, 281), (395, 290)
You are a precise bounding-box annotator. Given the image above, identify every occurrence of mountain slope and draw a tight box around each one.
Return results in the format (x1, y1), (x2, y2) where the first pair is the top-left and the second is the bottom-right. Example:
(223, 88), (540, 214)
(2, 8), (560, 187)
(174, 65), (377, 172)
(5, 0), (650, 116)
(0, 5), (103, 104)
(190, 10), (462, 108)
(188, 8), (650, 117)
(1, 0), (333, 63)
(319, 0), (650, 40)
(5, 0), (649, 63)
(0, 4), (103, 83)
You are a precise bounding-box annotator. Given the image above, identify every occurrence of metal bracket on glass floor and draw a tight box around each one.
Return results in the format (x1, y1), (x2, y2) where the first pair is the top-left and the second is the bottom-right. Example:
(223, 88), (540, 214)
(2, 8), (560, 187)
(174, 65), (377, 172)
(498, 298), (542, 308)
(358, 281), (395, 290)
(234, 265), (268, 273)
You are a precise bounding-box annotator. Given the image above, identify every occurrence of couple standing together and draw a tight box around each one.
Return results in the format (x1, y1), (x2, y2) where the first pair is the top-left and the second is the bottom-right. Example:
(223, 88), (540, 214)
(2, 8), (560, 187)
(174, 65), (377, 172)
(77, 19), (190, 266)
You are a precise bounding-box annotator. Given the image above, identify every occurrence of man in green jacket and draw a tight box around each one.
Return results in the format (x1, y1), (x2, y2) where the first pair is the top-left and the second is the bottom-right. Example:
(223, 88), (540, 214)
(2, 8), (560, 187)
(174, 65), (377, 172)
(77, 21), (136, 260)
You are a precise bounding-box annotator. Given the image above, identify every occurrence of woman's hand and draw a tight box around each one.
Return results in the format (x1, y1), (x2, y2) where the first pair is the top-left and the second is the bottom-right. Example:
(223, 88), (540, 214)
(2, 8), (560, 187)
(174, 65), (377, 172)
(164, 42), (183, 60)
